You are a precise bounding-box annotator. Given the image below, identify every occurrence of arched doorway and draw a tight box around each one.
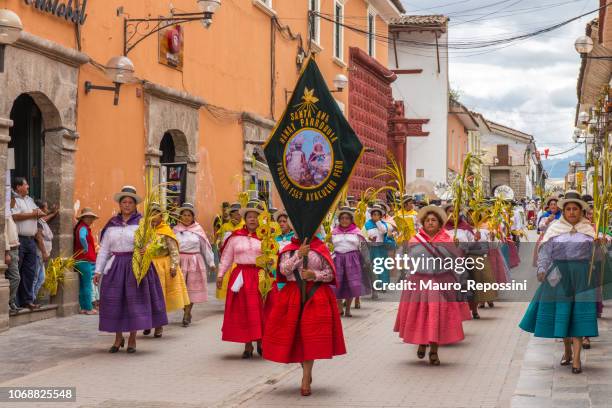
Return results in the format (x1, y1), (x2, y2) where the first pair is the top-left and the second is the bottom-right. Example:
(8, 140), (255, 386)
(9, 94), (44, 199)
(159, 130), (188, 209)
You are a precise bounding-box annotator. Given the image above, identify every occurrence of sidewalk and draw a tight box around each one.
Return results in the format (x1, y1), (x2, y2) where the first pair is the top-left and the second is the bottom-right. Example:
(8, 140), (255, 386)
(0, 286), (529, 408)
(512, 301), (612, 408)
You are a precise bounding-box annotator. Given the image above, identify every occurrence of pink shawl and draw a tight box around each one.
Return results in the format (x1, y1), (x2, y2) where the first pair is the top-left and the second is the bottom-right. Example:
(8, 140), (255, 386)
(332, 223), (366, 240)
(174, 221), (212, 248)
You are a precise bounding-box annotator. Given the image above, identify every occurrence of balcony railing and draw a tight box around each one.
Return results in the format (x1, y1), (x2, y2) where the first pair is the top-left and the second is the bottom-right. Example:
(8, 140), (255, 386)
(493, 156), (512, 166)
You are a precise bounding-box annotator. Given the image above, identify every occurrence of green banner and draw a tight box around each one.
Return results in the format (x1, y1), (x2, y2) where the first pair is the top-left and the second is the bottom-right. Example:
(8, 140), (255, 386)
(264, 58), (363, 240)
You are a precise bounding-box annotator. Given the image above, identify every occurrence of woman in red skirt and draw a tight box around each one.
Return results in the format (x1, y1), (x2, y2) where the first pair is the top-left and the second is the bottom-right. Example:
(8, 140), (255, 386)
(216, 201), (263, 358)
(263, 236), (346, 396)
(394, 205), (465, 365)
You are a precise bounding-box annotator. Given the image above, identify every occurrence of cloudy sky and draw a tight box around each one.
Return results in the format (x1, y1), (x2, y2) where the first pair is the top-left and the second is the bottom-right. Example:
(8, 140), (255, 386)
(399, 0), (599, 157)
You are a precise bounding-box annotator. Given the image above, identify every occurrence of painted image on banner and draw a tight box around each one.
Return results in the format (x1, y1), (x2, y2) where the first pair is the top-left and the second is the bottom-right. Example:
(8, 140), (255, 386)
(284, 129), (333, 189)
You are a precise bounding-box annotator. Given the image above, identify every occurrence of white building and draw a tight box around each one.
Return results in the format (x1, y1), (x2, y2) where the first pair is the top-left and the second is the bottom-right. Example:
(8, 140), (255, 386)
(388, 15), (449, 186)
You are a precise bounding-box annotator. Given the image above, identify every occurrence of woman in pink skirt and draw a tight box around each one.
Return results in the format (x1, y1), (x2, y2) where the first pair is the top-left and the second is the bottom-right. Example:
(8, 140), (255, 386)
(174, 203), (215, 327)
(394, 205), (465, 365)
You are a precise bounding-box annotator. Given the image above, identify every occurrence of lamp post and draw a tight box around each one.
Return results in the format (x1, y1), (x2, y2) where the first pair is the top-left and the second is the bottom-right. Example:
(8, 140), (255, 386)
(84, 56), (135, 105)
(0, 9), (23, 73)
(575, 35), (612, 60)
(198, 0), (222, 28)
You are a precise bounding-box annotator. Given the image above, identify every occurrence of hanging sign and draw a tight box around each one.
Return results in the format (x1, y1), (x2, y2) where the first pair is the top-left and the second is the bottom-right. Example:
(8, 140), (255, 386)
(159, 24), (184, 70)
(23, 0), (88, 25)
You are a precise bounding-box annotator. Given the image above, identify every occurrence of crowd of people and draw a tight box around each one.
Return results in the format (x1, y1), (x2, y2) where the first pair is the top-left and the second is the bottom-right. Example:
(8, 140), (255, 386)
(4, 177), (611, 395)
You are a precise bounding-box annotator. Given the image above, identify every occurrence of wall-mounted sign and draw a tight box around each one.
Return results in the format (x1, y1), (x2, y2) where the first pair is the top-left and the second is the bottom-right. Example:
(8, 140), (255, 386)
(24, 0), (88, 25)
(159, 23), (184, 70)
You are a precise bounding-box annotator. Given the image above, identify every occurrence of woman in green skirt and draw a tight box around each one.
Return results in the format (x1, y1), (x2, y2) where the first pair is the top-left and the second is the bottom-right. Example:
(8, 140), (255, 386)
(519, 191), (598, 374)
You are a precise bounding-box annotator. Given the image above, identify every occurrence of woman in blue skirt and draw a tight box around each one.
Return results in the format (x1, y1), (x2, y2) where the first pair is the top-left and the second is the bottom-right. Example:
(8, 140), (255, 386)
(365, 204), (392, 287)
(519, 191), (598, 374)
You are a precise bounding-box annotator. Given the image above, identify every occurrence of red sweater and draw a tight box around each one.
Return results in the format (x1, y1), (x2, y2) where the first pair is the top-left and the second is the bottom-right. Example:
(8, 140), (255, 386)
(74, 222), (97, 263)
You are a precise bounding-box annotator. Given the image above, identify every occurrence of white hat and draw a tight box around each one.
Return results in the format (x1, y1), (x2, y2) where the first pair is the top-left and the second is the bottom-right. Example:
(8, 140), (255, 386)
(370, 203), (386, 216)
(113, 185), (142, 204)
(558, 190), (587, 211)
(417, 205), (447, 225)
(178, 202), (196, 217)
(239, 200), (265, 217)
(337, 206), (354, 218)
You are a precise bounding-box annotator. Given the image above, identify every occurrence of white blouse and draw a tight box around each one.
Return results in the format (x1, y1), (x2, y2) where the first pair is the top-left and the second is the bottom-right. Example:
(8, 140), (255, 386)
(95, 224), (139, 275)
(331, 233), (362, 254)
(175, 230), (215, 267)
(366, 221), (388, 243)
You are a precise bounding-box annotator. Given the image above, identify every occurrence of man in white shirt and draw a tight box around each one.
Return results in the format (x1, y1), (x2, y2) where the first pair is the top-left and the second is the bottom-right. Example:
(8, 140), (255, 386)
(11, 177), (45, 309)
(5, 189), (20, 312)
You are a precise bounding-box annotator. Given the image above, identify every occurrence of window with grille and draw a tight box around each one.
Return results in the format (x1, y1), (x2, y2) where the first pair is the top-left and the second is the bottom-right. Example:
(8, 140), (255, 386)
(334, 1), (344, 60)
(308, 0), (320, 44)
(367, 11), (375, 57)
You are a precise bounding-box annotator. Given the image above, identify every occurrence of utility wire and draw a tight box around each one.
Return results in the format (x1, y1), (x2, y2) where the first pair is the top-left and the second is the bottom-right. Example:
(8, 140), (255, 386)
(313, 2), (609, 50)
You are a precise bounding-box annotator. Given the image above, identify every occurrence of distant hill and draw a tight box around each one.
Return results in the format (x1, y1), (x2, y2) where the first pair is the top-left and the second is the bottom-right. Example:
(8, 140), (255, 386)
(542, 152), (584, 179)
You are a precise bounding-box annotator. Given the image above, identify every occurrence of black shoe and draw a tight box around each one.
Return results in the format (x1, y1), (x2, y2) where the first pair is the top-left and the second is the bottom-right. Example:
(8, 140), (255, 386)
(572, 366), (582, 374)
(582, 338), (591, 349)
(257, 344), (263, 356)
(126, 347), (136, 354)
(472, 312), (480, 319)
(560, 355), (573, 366)
(109, 338), (125, 353)
(417, 345), (426, 359)
(428, 352), (440, 366)
(242, 350), (253, 359)
(143, 329), (151, 335)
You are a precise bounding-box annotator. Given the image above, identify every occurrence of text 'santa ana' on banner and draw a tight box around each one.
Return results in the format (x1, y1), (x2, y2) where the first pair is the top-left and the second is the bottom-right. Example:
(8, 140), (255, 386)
(264, 58), (364, 241)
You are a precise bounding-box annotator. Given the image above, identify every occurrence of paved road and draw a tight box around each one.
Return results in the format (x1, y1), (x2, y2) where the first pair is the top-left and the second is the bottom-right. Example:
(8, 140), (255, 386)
(0, 241), (540, 408)
(512, 308), (612, 408)
(0, 299), (530, 407)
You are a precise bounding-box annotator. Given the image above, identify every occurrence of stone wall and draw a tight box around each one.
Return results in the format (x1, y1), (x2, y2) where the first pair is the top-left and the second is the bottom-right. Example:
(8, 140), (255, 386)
(485, 165), (528, 198)
(241, 112), (275, 198)
(143, 83), (204, 205)
(0, 32), (88, 325)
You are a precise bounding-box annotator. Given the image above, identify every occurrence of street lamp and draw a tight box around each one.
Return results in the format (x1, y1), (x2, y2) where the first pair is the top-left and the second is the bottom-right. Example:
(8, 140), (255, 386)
(575, 34), (612, 60)
(84, 56), (135, 105)
(0, 9), (23, 73)
(197, 0), (221, 28)
(578, 111), (590, 128)
(332, 74), (348, 92)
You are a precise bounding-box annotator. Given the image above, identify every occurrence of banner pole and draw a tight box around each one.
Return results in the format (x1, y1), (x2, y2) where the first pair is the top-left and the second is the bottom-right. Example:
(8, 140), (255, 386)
(300, 237), (310, 308)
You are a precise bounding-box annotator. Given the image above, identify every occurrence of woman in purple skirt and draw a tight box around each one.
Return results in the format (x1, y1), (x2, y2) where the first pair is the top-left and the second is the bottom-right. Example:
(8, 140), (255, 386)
(93, 186), (168, 354)
(331, 206), (368, 317)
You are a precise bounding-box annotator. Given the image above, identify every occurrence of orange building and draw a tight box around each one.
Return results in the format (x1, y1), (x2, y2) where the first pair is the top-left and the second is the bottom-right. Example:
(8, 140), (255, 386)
(0, 0), (404, 327)
(447, 99), (478, 177)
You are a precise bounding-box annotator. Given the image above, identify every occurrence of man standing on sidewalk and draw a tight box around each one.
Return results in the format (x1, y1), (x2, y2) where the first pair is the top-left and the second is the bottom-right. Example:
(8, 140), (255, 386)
(11, 177), (45, 309)
(4, 188), (20, 312)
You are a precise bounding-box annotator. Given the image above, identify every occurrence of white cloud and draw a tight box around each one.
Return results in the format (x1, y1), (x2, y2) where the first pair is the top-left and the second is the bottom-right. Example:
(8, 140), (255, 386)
(400, 0), (599, 157)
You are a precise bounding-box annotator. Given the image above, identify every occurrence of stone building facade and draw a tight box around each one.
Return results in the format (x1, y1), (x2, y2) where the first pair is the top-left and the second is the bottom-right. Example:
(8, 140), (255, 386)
(479, 121), (535, 199)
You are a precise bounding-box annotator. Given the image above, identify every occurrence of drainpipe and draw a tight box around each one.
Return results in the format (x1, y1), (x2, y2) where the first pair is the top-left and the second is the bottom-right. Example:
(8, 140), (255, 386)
(270, 18), (276, 120)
